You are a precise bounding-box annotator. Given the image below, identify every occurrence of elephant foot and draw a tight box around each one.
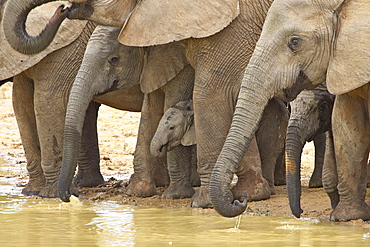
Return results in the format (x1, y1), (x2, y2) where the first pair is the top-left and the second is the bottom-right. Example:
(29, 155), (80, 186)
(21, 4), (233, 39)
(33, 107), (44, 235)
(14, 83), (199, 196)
(126, 174), (157, 197)
(308, 175), (323, 188)
(161, 182), (195, 199)
(73, 169), (105, 188)
(330, 201), (370, 222)
(232, 177), (271, 201)
(274, 177), (286, 186)
(21, 178), (46, 196)
(38, 181), (79, 198)
(190, 186), (213, 208)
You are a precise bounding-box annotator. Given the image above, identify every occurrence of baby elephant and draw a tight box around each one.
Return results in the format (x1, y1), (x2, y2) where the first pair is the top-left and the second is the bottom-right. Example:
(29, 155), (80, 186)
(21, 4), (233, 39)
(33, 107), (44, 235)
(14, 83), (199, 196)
(150, 100), (198, 199)
(152, 98), (289, 199)
(285, 85), (335, 217)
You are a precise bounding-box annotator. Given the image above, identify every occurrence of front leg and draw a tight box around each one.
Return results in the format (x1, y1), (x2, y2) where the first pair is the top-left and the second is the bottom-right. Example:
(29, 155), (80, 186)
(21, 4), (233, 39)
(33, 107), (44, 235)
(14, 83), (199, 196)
(126, 90), (167, 197)
(12, 75), (45, 195)
(329, 86), (370, 222)
(309, 133), (325, 188)
(73, 101), (104, 187)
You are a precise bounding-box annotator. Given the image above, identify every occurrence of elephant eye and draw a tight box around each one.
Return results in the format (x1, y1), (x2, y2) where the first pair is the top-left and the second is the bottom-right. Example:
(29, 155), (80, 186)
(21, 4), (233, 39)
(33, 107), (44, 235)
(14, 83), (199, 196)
(288, 37), (300, 52)
(109, 56), (120, 66)
(169, 126), (175, 130)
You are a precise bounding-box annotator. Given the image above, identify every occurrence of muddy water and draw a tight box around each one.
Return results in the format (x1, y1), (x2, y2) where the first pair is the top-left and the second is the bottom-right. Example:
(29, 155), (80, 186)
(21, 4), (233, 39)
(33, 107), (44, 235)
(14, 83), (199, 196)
(1, 183), (370, 247)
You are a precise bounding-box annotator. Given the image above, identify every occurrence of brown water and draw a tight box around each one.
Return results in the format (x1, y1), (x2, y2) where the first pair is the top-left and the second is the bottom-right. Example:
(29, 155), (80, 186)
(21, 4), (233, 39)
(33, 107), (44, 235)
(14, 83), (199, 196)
(0, 182), (370, 247)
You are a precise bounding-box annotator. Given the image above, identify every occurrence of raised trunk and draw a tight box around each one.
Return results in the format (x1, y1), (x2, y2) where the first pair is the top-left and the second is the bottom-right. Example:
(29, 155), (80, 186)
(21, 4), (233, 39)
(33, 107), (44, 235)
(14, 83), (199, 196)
(209, 47), (274, 217)
(285, 124), (306, 218)
(57, 68), (94, 202)
(3, 0), (68, 54)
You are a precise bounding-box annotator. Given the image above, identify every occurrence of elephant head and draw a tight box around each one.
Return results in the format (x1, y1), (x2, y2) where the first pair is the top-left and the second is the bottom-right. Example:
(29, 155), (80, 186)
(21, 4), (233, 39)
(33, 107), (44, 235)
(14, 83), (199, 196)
(150, 100), (195, 158)
(209, 0), (370, 217)
(3, 0), (239, 54)
(286, 84), (335, 218)
(57, 25), (189, 202)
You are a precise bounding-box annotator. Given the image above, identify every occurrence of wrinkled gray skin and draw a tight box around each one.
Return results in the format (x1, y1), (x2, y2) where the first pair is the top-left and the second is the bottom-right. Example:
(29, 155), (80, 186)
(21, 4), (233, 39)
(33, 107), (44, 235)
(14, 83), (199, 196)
(152, 98), (289, 197)
(7, 21), (147, 197)
(57, 25), (195, 202)
(210, 0), (370, 220)
(286, 85), (335, 218)
(3, 0), (276, 209)
(150, 100), (199, 199)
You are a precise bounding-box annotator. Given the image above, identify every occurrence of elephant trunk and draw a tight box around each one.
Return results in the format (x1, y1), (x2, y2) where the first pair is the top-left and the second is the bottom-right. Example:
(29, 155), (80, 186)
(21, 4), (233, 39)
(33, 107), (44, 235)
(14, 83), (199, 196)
(58, 68), (94, 202)
(150, 135), (167, 158)
(285, 121), (306, 218)
(209, 46), (274, 217)
(3, 0), (68, 54)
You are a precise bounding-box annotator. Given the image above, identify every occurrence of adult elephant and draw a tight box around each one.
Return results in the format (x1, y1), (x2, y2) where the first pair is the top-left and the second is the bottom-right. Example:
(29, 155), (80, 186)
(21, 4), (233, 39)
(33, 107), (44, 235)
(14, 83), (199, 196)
(208, 0), (370, 221)
(3, 0), (276, 207)
(58, 25), (195, 202)
(286, 85), (335, 217)
(0, 1), (107, 196)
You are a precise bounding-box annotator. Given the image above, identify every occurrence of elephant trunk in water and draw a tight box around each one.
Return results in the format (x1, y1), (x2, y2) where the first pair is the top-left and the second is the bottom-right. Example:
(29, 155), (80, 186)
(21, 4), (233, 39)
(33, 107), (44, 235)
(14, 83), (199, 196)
(209, 45), (275, 218)
(3, 0), (68, 54)
(58, 57), (95, 202)
(285, 122), (307, 218)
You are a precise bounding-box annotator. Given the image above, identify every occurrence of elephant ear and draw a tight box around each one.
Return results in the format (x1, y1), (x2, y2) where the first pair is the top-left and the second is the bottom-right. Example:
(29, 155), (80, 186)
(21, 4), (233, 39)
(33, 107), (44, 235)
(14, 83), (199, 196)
(118, 0), (240, 46)
(181, 124), (196, 146)
(140, 41), (188, 94)
(0, 1), (87, 80)
(327, 0), (370, 95)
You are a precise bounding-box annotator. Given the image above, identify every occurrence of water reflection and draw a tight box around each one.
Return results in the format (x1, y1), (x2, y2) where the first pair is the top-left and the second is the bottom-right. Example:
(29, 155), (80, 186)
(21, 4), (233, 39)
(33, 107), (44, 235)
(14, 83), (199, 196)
(0, 185), (369, 247)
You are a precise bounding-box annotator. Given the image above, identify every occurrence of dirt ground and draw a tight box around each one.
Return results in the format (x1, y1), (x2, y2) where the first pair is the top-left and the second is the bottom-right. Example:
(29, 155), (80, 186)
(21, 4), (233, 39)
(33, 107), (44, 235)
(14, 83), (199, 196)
(1, 82), (369, 227)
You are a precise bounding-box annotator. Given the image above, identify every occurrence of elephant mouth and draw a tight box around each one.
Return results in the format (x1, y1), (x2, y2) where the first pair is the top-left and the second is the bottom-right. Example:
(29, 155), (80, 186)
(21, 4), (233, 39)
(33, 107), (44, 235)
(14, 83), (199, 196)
(281, 71), (314, 102)
(156, 145), (167, 158)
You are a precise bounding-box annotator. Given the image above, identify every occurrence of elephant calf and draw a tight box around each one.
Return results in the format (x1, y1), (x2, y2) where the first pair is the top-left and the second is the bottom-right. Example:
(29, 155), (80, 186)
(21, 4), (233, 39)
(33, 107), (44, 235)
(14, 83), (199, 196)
(285, 85), (335, 217)
(152, 98), (289, 200)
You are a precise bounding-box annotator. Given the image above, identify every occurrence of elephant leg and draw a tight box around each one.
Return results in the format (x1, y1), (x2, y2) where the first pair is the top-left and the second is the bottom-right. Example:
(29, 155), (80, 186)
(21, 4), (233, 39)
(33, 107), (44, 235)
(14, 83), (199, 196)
(274, 152), (286, 186)
(309, 133), (325, 188)
(73, 101), (104, 187)
(190, 145), (200, 187)
(322, 130), (339, 209)
(162, 145), (195, 199)
(257, 98), (289, 194)
(232, 137), (271, 201)
(127, 90), (167, 197)
(330, 85), (370, 222)
(12, 74), (45, 195)
(33, 85), (66, 198)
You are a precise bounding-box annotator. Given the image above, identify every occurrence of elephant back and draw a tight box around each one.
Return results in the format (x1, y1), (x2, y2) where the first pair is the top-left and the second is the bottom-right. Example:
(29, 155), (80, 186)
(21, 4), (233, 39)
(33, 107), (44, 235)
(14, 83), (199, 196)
(0, 1), (87, 80)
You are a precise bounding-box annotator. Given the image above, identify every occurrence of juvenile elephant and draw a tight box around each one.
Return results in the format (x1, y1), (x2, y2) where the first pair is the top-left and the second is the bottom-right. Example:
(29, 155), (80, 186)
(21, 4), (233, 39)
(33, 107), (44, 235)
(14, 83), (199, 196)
(209, 0), (370, 221)
(152, 98), (289, 197)
(150, 100), (199, 199)
(3, 0), (276, 208)
(57, 25), (196, 201)
(286, 85), (335, 217)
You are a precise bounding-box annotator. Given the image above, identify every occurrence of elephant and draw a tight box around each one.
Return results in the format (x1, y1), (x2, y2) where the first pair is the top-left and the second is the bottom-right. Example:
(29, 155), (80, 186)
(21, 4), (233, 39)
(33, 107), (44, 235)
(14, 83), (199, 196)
(3, 0), (278, 208)
(207, 0), (370, 221)
(150, 99), (200, 199)
(286, 84), (335, 217)
(151, 98), (289, 197)
(56, 24), (197, 202)
(0, 1), (110, 197)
